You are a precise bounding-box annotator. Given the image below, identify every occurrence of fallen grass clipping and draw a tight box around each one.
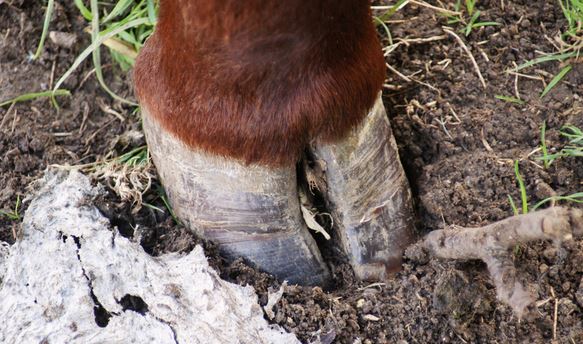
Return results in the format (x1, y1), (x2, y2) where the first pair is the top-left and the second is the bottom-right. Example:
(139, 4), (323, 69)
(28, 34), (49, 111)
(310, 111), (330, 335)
(0, 90), (70, 108)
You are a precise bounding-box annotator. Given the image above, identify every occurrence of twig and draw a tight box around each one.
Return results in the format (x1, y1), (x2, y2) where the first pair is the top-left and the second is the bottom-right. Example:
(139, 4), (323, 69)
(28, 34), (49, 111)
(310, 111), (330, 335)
(551, 287), (558, 341)
(384, 35), (448, 55)
(443, 27), (487, 89)
(506, 70), (545, 82)
(512, 62), (521, 100)
(410, 0), (461, 16)
(0, 102), (16, 131)
(84, 118), (115, 146)
(10, 108), (18, 135)
(386, 63), (412, 82)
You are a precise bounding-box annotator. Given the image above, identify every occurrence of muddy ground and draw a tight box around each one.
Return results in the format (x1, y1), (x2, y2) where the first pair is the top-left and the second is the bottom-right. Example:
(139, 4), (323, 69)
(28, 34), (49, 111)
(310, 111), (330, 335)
(1, 0), (582, 343)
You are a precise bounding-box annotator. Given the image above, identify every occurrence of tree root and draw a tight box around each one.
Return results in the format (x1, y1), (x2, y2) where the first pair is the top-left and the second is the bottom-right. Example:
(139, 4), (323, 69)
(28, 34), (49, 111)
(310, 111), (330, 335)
(412, 207), (583, 317)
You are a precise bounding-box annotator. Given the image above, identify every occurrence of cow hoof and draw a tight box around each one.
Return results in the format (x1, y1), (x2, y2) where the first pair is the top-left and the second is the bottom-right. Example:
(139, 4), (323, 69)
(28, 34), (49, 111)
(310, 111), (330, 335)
(142, 108), (331, 286)
(141, 94), (414, 285)
(310, 94), (415, 281)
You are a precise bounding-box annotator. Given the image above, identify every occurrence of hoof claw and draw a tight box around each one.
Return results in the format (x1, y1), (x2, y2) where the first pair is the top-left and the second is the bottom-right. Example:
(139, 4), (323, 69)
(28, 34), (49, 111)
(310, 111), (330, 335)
(142, 94), (414, 285)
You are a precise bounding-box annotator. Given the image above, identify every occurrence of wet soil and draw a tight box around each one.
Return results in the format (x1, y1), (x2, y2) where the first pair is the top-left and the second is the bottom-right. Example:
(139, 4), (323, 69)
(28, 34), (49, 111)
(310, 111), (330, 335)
(1, 0), (582, 343)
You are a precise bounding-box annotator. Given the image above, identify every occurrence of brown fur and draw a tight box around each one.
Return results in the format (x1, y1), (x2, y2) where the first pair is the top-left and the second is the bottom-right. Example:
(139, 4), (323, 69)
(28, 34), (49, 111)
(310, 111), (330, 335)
(134, 0), (386, 167)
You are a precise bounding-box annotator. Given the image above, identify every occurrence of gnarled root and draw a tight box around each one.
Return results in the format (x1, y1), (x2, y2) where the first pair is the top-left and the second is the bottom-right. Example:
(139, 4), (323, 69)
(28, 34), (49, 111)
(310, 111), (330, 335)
(413, 207), (583, 317)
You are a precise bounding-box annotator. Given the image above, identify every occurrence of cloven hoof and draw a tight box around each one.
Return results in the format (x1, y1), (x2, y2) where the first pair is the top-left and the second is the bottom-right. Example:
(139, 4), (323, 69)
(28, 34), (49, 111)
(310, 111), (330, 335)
(142, 95), (415, 286)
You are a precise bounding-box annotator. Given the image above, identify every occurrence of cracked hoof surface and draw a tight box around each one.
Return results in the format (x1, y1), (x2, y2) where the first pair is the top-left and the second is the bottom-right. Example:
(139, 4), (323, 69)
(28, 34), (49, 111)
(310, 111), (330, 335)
(142, 95), (414, 285)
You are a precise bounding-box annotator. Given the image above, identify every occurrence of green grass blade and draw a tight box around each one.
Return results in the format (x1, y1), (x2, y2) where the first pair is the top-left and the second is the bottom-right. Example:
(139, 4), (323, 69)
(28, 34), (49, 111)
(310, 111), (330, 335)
(532, 192), (583, 210)
(471, 21), (501, 28)
(508, 195), (519, 216)
(0, 89), (70, 107)
(495, 95), (525, 104)
(90, 0), (134, 105)
(540, 121), (551, 168)
(102, 0), (134, 23)
(465, 0), (475, 16)
(514, 160), (529, 214)
(74, 0), (92, 20)
(377, 0), (409, 22)
(509, 52), (577, 72)
(540, 65), (572, 98)
(465, 10), (481, 36)
(31, 0), (55, 60)
(147, 0), (157, 24)
(373, 16), (393, 45)
(52, 18), (150, 95)
(561, 125), (583, 143)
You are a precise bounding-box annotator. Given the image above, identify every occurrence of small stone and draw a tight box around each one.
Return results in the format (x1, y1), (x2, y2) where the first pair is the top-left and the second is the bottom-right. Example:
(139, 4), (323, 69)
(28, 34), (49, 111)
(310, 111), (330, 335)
(356, 299), (365, 308)
(548, 266), (559, 278)
(543, 247), (557, 261)
(562, 281), (570, 292)
(520, 19), (531, 29)
(539, 264), (548, 274)
(49, 31), (77, 49)
(363, 314), (380, 322)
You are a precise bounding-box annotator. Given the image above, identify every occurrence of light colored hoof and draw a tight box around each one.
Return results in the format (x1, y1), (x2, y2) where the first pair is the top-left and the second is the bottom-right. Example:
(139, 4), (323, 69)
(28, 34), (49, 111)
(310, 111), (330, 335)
(312, 95), (415, 280)
(142, 108), (331, 286)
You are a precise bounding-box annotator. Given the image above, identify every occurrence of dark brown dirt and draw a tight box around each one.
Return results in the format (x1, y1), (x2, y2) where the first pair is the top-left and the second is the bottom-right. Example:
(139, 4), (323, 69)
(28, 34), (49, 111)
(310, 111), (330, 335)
(1, 0), (581, 343)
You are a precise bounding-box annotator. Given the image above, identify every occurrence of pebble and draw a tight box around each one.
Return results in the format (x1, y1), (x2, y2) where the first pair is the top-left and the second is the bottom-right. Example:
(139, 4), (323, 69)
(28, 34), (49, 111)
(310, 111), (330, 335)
(49, 31), (77, 49)
(543, 247), (557, 261)
(363, 314), (380, 322)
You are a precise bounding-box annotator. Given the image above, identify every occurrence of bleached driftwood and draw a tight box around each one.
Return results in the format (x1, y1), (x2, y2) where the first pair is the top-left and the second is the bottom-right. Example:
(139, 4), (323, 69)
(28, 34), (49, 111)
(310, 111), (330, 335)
(0, 171), (298, 344)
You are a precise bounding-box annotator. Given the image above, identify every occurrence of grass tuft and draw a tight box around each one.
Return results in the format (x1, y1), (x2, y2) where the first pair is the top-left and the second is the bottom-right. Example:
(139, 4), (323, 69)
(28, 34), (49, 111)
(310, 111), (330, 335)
(537, 124), (583, 166)
(506, 0), (581, 98)
(442, 0), (501, 36)
(512, 123), (583, 213)
(32, 0), (158, 105)
(30, 0), (55, 60)
(0, 196), (21, 221)
(91, 145), (154, 211)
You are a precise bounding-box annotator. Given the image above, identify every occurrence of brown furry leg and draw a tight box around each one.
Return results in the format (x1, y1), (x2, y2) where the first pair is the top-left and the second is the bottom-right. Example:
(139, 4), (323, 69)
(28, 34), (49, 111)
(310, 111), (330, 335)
(411, 207), (583, 316)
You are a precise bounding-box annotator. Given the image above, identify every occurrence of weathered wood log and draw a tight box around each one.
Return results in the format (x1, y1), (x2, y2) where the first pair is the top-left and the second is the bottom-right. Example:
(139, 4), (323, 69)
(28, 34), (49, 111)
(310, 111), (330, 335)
(0, 171), (299, 344)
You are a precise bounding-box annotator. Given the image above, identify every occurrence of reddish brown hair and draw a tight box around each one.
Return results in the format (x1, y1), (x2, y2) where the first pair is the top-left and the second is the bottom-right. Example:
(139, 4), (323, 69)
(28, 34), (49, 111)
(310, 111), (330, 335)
(134, 0), (386, 166)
